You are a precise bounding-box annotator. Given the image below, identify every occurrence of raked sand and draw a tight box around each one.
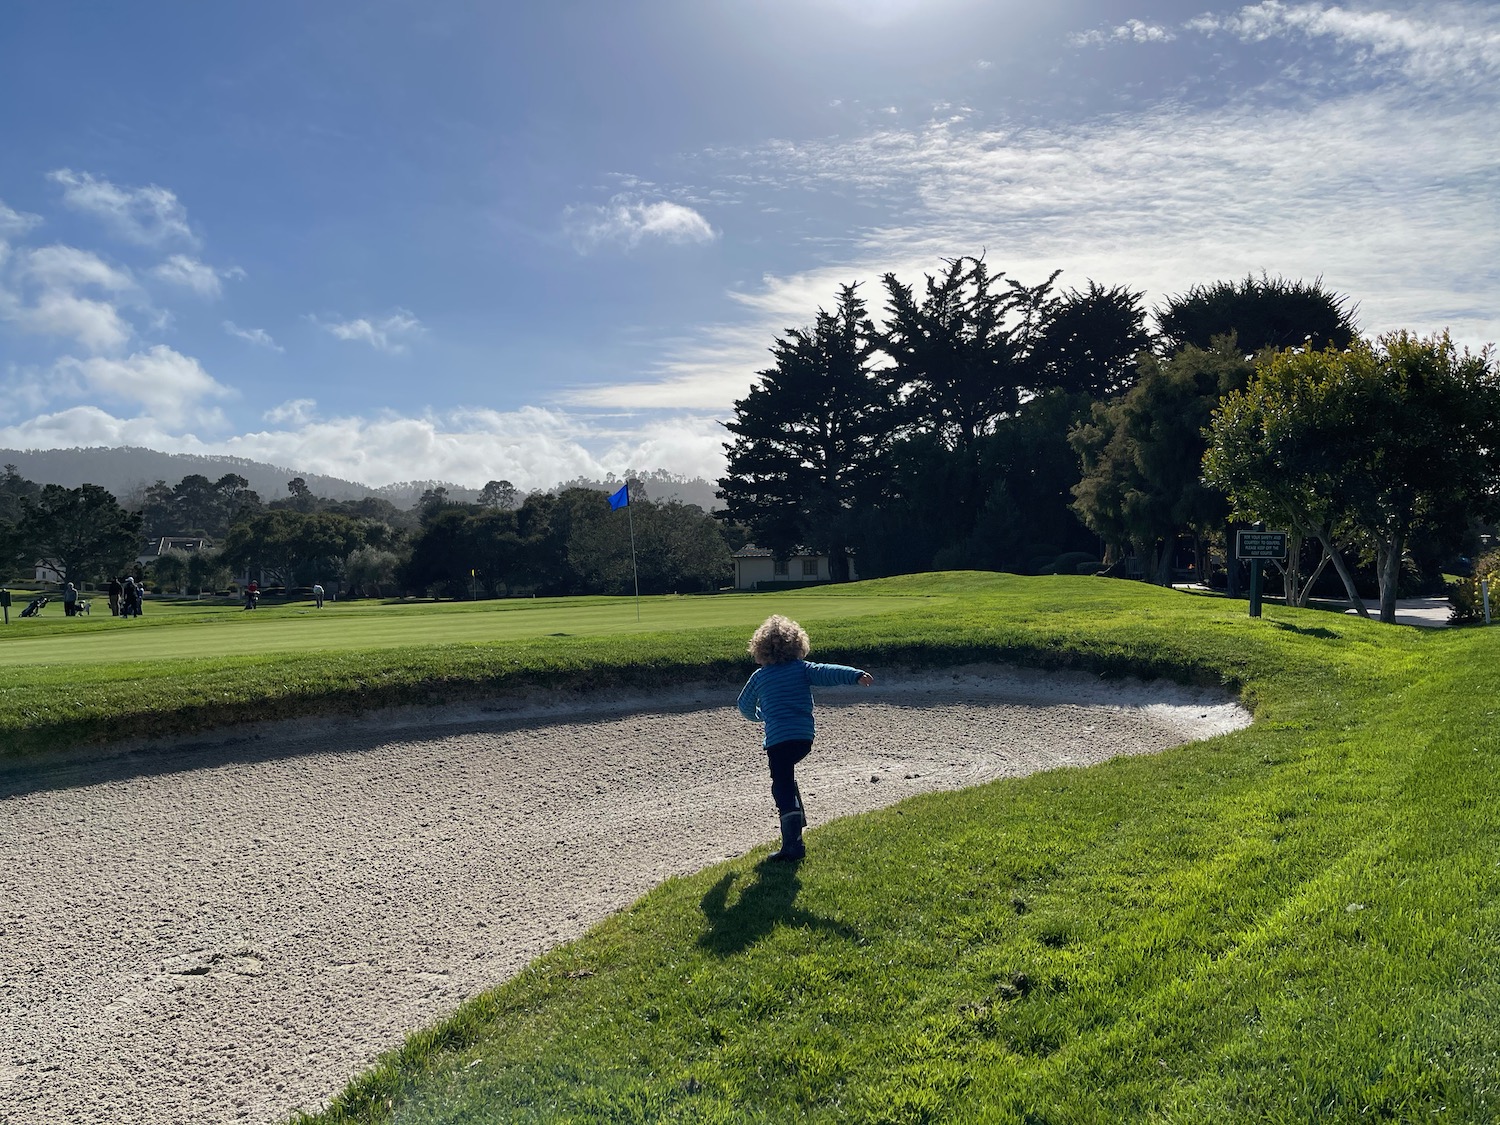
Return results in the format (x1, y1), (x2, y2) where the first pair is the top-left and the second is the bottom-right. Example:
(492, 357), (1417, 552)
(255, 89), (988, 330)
(0, 665), (1250, 1125)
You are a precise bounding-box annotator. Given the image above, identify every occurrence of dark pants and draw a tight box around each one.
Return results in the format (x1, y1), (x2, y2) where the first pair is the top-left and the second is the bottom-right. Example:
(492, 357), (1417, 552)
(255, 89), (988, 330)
(766, 739), (812, 816)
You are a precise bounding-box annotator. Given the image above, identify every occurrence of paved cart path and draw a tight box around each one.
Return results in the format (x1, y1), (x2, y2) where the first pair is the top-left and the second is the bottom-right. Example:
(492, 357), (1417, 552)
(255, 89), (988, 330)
(0, 666), (1249, 1125)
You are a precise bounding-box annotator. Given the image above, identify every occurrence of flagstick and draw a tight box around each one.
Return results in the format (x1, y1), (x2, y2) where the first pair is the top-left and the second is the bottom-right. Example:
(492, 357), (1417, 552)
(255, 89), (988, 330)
(626, 494), (640, 622)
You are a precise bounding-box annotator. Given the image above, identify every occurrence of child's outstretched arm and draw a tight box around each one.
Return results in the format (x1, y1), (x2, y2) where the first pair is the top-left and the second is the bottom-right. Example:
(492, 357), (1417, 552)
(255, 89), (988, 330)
(804, 661), (871, 687)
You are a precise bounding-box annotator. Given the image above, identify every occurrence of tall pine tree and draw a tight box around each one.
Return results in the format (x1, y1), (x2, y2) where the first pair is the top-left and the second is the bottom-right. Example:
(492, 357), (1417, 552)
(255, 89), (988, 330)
(717, 284), (896, 582)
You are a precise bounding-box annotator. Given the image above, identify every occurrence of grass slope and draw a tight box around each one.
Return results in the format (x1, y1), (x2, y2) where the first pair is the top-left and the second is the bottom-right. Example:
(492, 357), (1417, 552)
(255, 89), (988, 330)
(275, 575), (1500, 1124)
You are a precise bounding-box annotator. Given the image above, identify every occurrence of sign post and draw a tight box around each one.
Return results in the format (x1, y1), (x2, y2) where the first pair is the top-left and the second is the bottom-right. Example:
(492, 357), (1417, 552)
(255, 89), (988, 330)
(1236, 528), (1288, 619)
(0, 588), (9, 625)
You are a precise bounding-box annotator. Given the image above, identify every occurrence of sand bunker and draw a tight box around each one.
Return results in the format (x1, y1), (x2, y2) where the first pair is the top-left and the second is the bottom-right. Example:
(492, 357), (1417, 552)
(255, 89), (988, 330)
(0, 665), (1249, 1124)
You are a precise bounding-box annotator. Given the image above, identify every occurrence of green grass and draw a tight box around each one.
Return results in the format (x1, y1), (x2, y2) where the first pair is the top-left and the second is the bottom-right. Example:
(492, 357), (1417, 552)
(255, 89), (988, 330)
(10, 573), (1500, 1121)
(261, 574), (1500, 1124)
(0, 591), (915, 665)
(0, 588), (923, 755)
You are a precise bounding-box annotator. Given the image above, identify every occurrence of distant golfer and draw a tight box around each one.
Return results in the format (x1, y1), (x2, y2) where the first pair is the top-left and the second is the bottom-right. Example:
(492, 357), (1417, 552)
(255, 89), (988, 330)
(737, 614), (872, 863)
(313, 582), (324, 608)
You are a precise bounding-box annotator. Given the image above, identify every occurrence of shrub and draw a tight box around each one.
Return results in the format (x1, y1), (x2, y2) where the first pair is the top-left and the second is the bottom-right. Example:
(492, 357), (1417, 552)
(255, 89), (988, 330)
(1055, 551), (1097, 572)
(1448, 548), (1500, 622)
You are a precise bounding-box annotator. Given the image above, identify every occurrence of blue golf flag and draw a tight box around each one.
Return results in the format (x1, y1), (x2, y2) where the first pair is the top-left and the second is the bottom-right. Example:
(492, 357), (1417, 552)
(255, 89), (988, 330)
(608, 484), (629, 510)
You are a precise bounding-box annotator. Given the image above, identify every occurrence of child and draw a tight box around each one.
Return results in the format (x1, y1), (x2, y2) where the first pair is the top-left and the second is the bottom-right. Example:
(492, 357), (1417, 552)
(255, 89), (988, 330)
(737, 614), (873, 862)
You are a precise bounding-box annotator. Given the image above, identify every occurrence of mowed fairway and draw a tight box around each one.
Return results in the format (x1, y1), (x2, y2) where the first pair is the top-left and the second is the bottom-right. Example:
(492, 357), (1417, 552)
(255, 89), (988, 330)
(0, 591), (917, 667)
(0, 584), (947, 756)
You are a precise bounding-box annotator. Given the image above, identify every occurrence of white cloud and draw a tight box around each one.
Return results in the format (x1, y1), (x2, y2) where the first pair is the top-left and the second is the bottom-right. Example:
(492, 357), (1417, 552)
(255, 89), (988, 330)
(219, 407), (727, 490)
(1074, 4), (1500, 90)
(0, 244), (138, 353)
(49, 345), (233, 428)
(151, 254), (242, 298)
(8, 291), (134, 353)
(313, 309), (425, 354)
(561, 267), (867, 410)
(580, 46), (1498, 413)
(223, 321), (283, 351)
(564, 196), (718, 252)
(1070, 19), (1176, 47)
(0, 403), (729, 492)
(1190, 3), (1500, 86)
(47, 168), (198, 248)
(264, 398), (316, 425)
(0, 405), (183, 450)
(0, 199), (42, 238)
(22, 244), (135, 293)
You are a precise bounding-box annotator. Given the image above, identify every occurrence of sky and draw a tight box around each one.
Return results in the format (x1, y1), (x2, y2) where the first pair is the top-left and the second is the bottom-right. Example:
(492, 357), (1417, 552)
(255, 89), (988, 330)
(1, 1), (1496, 492)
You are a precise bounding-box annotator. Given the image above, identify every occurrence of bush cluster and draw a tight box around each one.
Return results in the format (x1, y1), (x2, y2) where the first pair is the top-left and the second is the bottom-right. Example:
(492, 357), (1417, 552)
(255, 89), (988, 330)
(1448, 548), (1500, 622)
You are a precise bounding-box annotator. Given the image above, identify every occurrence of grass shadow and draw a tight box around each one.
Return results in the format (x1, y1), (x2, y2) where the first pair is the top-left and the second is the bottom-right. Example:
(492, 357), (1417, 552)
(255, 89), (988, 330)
(1267, 620), (1339, 639)
(697, 863), (860, 958)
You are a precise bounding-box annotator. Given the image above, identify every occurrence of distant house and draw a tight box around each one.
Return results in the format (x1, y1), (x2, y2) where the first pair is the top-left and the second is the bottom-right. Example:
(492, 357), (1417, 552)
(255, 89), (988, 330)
(30, 538), (213, 583)
(730, 546), (855, 590)
(138, 536), (211, 567)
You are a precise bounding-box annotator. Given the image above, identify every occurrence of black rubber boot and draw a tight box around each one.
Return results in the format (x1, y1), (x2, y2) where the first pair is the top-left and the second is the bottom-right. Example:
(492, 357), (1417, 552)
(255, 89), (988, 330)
(769, 801), (806, 863)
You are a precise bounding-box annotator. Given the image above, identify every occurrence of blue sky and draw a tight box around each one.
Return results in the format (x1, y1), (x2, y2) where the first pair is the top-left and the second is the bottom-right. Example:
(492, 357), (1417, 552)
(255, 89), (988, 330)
(1, 1), (1496, 490)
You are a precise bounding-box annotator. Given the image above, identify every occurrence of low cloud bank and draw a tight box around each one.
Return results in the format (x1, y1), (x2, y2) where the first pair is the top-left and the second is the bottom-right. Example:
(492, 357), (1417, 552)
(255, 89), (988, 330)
(0, 403), (729, 492)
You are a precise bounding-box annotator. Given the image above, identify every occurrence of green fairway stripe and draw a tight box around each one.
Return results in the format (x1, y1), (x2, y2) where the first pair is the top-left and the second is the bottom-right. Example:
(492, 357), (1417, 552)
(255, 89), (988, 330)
(0, 593), (920, 667)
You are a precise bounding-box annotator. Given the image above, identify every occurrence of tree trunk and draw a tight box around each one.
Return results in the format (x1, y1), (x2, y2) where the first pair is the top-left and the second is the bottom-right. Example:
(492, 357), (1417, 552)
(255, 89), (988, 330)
(1376, 534), (1403, 624)
(1282, 531), (1304, 607)
(1225, 522), (1240, 598)
(1312, 528), (1367, 616)
(1294, 545), (1333, 608)
(1152, 540), (1175, 587)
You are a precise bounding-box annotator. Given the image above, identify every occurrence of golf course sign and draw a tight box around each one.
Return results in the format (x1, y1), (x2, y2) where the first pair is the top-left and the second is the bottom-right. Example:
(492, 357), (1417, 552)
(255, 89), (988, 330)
(1236, 530), (1289, 560)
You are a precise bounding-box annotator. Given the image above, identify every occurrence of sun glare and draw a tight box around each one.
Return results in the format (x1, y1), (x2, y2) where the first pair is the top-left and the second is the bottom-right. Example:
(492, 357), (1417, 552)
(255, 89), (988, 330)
(822, 0), (963, 27)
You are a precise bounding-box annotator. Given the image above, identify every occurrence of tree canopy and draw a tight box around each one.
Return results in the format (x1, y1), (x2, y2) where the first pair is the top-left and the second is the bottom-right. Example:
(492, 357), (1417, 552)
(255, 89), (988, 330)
(220, 509), (385, 588)
(1028, 281), (1150, 399)
(1207, 333), (1500, 620)
(1071, 342), (1254, 584)
(19, 483), (143, 585)
(1156, 274), (1358, 356)
(140, 473), (261, 539)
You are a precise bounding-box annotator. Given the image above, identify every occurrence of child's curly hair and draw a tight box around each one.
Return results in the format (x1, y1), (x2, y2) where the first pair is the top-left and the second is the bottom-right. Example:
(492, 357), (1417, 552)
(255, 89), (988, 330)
(748, 614), (810, 665)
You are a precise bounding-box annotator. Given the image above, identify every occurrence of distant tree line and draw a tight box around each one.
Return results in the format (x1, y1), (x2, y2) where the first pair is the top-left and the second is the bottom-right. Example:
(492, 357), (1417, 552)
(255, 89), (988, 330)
(0, 466), (740, 600)
(401, 485), (735, 598)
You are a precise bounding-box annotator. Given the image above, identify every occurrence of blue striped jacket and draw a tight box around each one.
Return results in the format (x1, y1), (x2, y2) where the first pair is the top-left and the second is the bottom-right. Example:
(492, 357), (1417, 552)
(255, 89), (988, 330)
(736, 659), (866, 748)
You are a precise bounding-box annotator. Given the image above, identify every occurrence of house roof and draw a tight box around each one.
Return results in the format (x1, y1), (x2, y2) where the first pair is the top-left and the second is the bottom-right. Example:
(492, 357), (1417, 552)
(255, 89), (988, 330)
(141, 536), (210, 558)
(731, 545), (850, 560)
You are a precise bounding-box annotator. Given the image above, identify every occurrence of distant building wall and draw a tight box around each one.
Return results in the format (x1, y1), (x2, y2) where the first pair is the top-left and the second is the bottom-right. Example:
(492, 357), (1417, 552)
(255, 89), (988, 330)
(730, 548), (855, 590)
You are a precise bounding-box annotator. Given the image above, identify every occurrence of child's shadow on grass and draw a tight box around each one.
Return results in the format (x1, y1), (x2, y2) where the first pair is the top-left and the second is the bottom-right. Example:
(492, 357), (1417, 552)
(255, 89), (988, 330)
(698, 863), (860, 958)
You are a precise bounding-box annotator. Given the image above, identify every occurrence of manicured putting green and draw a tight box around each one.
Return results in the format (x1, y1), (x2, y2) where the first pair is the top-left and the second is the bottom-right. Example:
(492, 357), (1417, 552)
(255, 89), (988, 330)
(0, 592), (927, 667)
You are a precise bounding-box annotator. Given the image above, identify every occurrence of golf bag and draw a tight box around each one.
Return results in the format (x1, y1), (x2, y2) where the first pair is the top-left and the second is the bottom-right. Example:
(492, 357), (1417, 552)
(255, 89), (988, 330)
(20, 596), (48, 618)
